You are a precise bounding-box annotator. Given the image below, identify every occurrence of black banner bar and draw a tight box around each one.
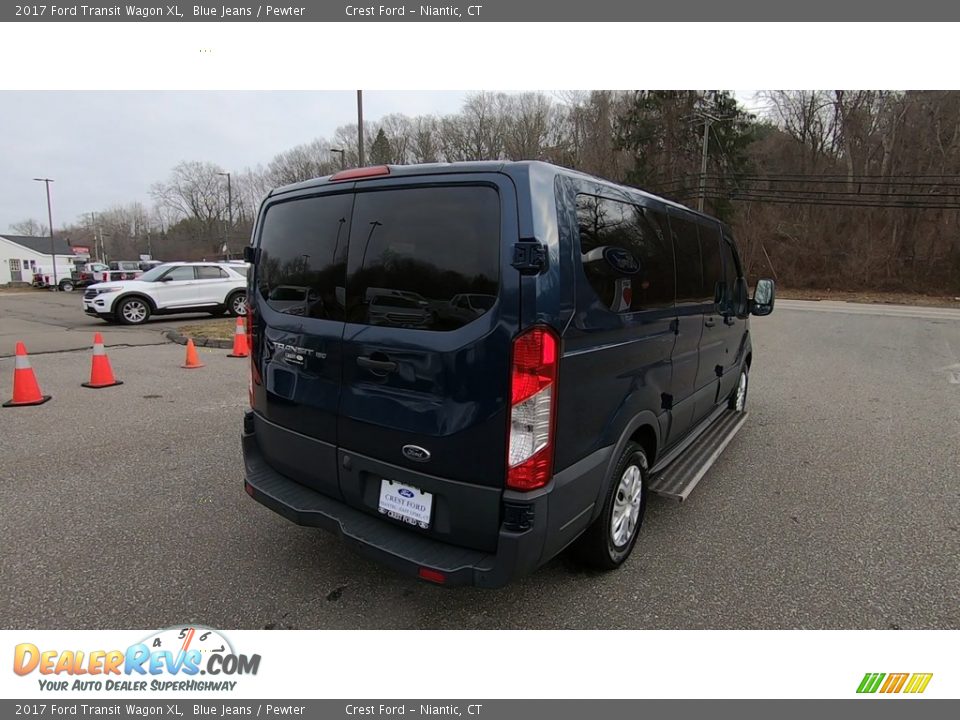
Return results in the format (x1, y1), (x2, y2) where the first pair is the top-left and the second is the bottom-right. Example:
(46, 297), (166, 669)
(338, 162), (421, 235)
(4, 0), (960, 21)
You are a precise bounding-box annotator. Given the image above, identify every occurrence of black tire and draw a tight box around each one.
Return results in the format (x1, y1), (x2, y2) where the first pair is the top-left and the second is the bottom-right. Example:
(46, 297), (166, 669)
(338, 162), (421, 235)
(59, 279), (75, 292)
(227, 291), (247, 317)
(727, 364), (749, 412)
(574, 442), (648, 571)
(115, 296), (151, 325)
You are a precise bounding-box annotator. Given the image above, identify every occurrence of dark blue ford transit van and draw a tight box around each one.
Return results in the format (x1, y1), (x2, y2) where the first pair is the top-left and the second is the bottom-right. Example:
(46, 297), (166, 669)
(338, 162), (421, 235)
(241, 161), (775, 587)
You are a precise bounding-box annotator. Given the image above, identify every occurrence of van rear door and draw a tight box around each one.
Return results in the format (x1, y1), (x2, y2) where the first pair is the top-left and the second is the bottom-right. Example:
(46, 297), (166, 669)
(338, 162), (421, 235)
(249, 188), (354, 500)
(336, 175), (519, 553)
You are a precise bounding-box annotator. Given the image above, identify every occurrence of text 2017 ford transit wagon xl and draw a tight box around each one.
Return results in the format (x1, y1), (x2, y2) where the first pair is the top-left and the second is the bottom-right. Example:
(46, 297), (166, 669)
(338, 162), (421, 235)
(241, 161), (775, 587)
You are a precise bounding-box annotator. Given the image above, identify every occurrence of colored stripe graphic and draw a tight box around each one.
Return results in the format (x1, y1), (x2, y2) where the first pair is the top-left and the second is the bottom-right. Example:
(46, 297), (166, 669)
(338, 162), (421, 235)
(857, 673), (885, 693)
(857, 672), (932, 694)
(903, 673), (933, 694)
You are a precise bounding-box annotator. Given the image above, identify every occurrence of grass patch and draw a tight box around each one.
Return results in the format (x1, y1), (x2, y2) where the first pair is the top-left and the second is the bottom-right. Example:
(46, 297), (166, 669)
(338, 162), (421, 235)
(0, 286), (44, 294)
(177, 318), (237, 342)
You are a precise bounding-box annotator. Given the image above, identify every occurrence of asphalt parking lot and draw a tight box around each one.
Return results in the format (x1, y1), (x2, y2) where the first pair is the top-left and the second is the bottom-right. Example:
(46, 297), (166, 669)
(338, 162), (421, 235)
(0, 289), (218, 356)
(1, 294), (958, 629)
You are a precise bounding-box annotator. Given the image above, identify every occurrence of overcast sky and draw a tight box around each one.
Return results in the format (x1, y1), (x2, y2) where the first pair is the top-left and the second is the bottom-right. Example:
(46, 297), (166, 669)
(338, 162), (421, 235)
(0, 90), (761, 234)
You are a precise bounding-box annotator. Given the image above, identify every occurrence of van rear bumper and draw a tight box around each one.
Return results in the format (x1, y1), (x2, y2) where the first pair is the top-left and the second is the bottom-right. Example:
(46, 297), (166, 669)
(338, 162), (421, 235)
(241, 416), (549, 588)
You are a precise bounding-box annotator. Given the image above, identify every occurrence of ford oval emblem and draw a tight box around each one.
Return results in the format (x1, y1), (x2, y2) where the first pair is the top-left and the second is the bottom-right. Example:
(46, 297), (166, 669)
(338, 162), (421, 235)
(603, 246), (640, 274)
(398, 488), (415, 498)
(402, 445), (431, 462)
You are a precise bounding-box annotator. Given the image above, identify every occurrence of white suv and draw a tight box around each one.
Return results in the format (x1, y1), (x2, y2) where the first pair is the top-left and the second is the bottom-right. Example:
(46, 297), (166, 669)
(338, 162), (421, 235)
(82, 262), (249, 325)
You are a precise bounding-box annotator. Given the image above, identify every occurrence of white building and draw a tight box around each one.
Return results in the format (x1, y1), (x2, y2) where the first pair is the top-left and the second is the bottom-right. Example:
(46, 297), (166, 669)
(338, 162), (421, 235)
(0, 235), (90, 287)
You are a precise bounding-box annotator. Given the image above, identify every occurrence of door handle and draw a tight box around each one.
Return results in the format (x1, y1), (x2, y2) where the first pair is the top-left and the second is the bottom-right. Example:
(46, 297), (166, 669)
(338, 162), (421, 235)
(357, 355), (398, 373)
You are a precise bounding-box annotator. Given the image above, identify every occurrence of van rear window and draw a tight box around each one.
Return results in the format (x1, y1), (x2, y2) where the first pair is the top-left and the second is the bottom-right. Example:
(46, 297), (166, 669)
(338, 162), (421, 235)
(256, 193), (353, 319)
(345, 186), (500, 331)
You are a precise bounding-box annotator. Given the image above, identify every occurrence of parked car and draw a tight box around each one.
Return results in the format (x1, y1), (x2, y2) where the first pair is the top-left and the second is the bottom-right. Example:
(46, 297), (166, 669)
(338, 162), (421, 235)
(107, 260), (145, 281)
(241, 161), (775, 587)
(367, 291), (433, 328)
(438, 293), (497, 325)
(82, 261), (249, 325)
(56, 262), (111, 292)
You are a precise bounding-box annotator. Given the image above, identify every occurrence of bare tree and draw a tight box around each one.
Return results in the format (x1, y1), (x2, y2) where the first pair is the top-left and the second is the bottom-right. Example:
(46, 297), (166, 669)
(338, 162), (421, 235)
(8, 218), (48, 236)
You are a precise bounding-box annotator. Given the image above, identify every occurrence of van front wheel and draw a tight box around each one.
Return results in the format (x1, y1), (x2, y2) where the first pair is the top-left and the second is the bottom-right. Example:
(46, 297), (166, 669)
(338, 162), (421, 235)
(574, 442), (648, 571)
(728, 366), (749, 412)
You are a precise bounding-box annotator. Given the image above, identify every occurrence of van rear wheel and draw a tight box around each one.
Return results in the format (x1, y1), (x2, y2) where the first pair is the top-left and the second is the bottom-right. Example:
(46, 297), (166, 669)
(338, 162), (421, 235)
(574, 442), (648, 571)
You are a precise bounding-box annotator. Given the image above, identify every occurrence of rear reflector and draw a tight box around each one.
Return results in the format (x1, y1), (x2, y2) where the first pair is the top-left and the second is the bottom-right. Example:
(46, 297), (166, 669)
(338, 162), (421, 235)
(244, 483), (254, 497)
(507, 326), (559, 491)
(330, 165), (390, 182)
(418, 567), (447, 584)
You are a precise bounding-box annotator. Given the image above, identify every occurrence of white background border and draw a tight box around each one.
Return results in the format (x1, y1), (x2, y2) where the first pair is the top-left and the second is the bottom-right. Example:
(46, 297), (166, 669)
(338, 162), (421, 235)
(2, 629), (956, 699)
(0, 22), (957, 90)
(0, 18), (956, 701)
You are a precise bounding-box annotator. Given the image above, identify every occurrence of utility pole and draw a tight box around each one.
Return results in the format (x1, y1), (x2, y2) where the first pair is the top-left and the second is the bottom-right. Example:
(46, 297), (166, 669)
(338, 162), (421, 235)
(33, 178), (57, 288)
(218, 171), (233, 259)
(357, 90), (365, 167)
(331, 148), (346, 170)
(698, 117), (712, 212)
(695, 105), (725, 213)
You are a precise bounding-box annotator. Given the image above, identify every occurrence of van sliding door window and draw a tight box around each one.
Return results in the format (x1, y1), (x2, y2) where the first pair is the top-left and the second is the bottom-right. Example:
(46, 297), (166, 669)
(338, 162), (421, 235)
(668, 214), (706, 304)
(698, 222), (724, 305)
(345, 186), (500, 331)
(720, 239), (740, 314)
(256, 193), (353, 320)
(576, 194), (675, 312)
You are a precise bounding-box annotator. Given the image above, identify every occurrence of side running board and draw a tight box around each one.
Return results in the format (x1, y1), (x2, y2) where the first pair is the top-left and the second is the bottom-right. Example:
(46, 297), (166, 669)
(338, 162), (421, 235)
(648, 410), (748, 502)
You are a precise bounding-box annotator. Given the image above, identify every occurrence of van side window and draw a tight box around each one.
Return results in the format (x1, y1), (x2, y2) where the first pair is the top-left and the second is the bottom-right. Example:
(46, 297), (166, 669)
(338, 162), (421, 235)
(256, 193), (353, 320)
(575, 195), (675, 312)
(720, 238), (739, 313)
(667, 214), (704, 304)
(345, 185), (500, 331)
(698, 222), (724, 306)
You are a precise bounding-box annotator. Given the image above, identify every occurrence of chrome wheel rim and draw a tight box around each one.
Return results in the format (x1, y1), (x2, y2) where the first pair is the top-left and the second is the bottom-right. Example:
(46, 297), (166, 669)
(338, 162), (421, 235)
(735, 371), (748, 411)
(610, 464), (643, 548)
(232, 294), (247, 315)
(123, 300), (147, 323)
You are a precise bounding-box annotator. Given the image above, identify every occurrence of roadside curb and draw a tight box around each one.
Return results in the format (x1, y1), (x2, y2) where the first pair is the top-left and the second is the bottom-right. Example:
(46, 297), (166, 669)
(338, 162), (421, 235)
(164, 330), (233, 349)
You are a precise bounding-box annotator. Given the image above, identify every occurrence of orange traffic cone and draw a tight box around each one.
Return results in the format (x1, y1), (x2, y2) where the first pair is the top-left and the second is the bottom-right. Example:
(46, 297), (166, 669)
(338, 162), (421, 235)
(3, 342), (52, 407)
(82, 333), (123, 389)
(181, 338), (205, 369)
(227, 316), (249, 358)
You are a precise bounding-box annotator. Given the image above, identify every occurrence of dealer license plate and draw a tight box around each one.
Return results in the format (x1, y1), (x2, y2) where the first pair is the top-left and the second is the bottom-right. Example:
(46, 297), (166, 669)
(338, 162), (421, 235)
(378, 479), (433, 529)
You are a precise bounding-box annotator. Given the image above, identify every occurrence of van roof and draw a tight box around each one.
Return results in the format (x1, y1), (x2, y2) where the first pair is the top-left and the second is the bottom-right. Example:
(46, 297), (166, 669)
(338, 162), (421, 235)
(268, 160), (718, 224)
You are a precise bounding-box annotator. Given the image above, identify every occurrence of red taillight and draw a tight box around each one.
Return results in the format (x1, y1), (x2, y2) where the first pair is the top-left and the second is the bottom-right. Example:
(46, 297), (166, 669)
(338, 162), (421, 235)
(329, 165), (390, 182)
(418, 567), (446, 584)
(507, 326), (559, 491)
(244, 483), (255, 498)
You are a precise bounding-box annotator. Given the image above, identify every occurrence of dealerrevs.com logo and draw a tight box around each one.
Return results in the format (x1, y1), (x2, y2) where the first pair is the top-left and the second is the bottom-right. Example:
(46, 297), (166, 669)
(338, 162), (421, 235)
(13, 626), (261, 692)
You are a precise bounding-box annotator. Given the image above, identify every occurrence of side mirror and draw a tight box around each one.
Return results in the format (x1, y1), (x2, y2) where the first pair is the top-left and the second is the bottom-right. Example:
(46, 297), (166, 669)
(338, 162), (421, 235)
(750, 278), (775, 316)
(159, 276), (173, 282)
(243, 246), (259, 263)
